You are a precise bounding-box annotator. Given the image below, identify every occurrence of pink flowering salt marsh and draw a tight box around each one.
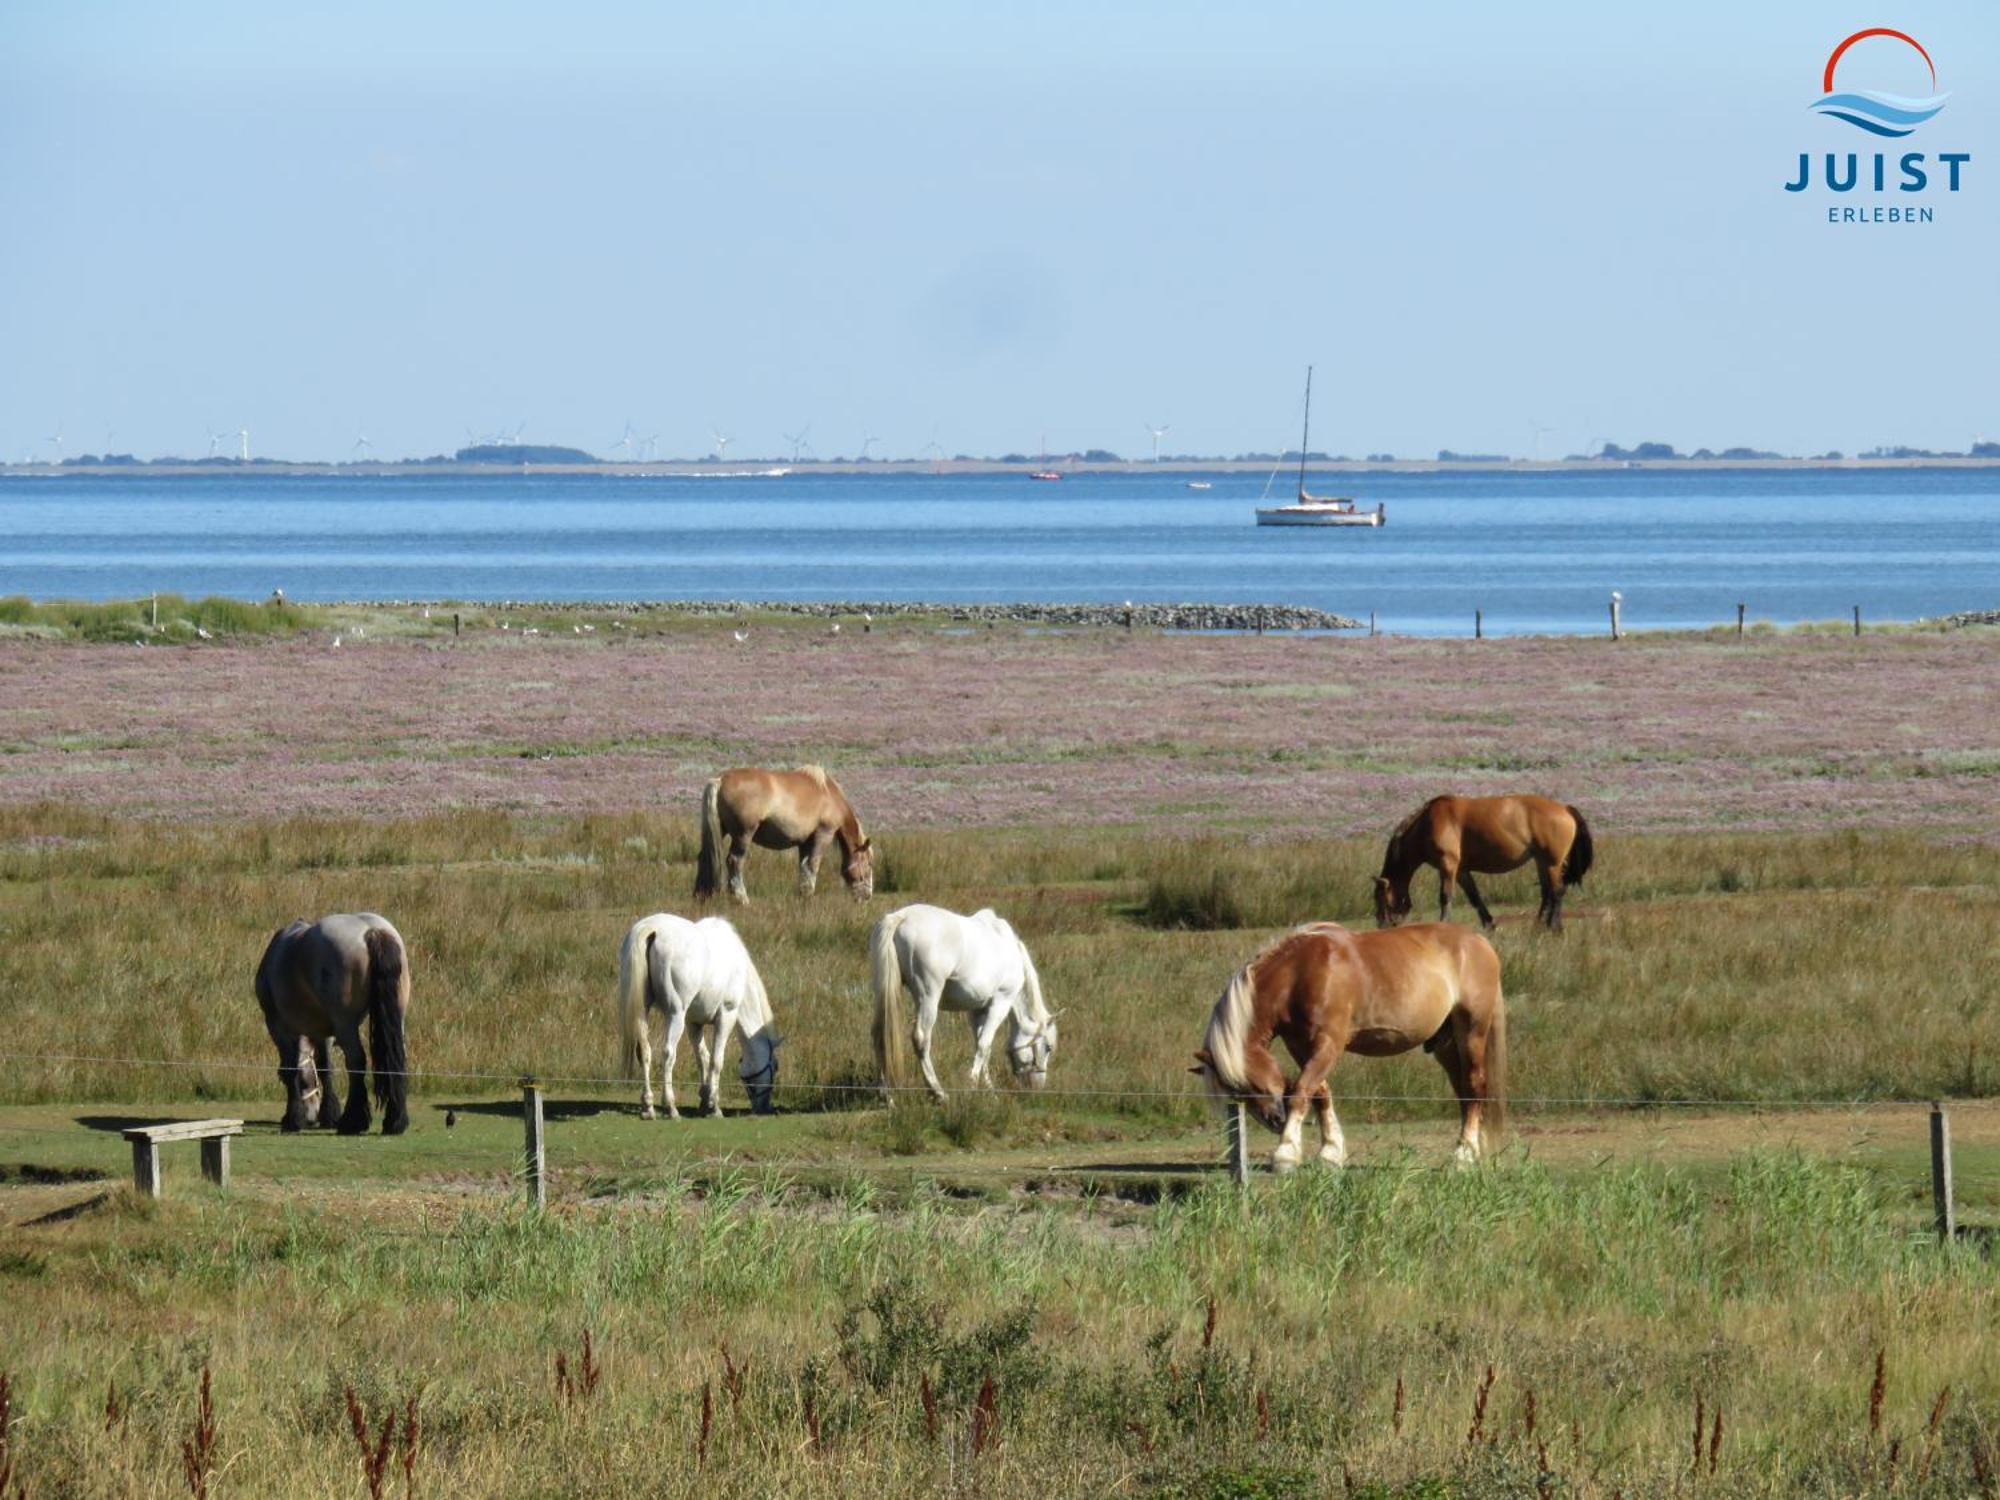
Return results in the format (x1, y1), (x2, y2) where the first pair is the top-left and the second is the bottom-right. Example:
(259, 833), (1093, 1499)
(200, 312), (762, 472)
(1, 624), (1994, 833)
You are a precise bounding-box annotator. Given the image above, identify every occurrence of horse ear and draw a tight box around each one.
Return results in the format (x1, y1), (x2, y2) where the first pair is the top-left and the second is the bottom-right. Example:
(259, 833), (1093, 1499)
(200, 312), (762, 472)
(858, 837), (871, 852)
(1189, 1048), (1214, 1074)
(1373, 875), (1391, 893)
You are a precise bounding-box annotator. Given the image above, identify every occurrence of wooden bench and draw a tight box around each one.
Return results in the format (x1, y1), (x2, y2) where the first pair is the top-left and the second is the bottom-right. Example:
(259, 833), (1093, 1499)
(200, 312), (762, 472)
(123, 1119), (243, 1198)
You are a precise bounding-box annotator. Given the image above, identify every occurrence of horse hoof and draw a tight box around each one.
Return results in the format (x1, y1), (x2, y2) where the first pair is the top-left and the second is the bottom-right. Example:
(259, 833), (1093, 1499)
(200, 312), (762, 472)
(1270, 1152), (1301, 1175)
(1317, 1148), (1347, 1169)
(640, 1107), (656, 1121)
(279, 1116), (302, 1134)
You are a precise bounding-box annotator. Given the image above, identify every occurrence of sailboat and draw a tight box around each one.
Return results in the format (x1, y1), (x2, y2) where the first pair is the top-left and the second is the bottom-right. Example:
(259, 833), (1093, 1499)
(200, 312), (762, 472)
(1254, 367), (1385, 527)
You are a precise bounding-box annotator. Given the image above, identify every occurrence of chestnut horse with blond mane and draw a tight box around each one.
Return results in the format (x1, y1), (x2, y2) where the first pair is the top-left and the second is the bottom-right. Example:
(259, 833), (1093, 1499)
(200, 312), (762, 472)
(1374, 794), (1593, 932)
(1192, 922), (1505, 1172)
(694, 765), (875, 903)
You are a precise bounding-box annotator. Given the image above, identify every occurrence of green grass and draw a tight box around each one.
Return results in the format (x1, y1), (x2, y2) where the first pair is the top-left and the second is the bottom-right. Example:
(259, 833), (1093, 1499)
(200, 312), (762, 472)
(5, 806), (2000, 1493)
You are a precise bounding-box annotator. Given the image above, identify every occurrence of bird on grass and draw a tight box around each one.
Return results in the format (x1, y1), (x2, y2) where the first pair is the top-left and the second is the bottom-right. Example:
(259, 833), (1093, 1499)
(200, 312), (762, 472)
(732, 628), (749, 644)
(445, 1109), (458, 1129)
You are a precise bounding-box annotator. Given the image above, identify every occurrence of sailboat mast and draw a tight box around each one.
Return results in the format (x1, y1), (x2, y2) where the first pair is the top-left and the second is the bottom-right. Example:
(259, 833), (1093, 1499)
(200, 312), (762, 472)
(1297, 365), (1313, 496)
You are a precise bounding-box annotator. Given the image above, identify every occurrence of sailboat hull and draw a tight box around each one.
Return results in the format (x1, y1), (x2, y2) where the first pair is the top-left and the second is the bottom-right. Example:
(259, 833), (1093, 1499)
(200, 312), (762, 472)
(1255, 504), (1385, 527)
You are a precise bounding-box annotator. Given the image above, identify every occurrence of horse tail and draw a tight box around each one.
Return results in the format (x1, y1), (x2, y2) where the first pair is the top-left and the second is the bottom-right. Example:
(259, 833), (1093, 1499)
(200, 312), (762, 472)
(870, 909), (912, 1091)
(617, 921), (657, 1077)
(1564, 805), (1595, 887)
(363, 926), (410, 1134)
(694, 777), (725, 899)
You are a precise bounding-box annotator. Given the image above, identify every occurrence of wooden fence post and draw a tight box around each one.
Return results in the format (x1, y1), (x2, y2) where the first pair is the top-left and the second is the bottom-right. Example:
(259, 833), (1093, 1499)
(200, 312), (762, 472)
(1474, 609), (1483, 641)
(522, 1078), (546, 1210)
(453, 611), (461, 637)
(1931, 1102), (1955, 1245)
(1609, 593), (1623, 641)
(1853, 604), (1862, 638)
(1225, 1102), (1250, 1188)
(1736, 602), (1745, 636)
(1369, 611), (1377, 638)
(130, 1137), (162, 1199)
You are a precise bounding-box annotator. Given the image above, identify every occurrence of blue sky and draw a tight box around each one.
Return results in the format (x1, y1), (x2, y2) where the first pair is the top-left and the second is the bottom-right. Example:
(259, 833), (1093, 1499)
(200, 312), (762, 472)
(2, 1), (1995, 461)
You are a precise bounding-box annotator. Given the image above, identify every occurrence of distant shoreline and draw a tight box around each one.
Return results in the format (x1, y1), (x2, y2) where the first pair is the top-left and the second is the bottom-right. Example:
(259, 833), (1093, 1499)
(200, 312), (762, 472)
(8, 456), (2000, 480)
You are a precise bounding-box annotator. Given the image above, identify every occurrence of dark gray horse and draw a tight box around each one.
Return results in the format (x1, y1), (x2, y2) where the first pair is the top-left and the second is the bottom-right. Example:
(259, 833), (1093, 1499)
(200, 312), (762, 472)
(255, 912), (411, 1135)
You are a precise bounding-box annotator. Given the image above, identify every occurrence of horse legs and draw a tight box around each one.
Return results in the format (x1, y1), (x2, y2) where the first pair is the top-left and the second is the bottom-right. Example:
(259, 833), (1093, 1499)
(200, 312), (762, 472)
(969, 1003), (1011, 1088)
(1275, 1039), (1344, 1173)
(1311, 1084), (1347, 1168)
(1436, 1016), (1491, 1167)
(725, 832), (752, 904)
(275, 1031), (310, 1133)
(660, 1009), (686, 1120)
(333, 1022), (372, 1136)
(310, 1037), (340, 1128)
(798, 827), (833, 896)
(697, 1024), (725, 1117)
(1535, 859), (1566, 932)
(636, 1006), (657, 1120)
(1436, 855), (1460, 924)
(1457, 871), (1497, 930)
(912, 1003), (949, 1103)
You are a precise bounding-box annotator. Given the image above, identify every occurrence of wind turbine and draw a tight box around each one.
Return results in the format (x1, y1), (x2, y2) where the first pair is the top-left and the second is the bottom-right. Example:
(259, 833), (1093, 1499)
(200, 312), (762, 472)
(859, 432), (881, 461)
(710, 428), (732, 463)
(613, 422), (636, 461)
(1144, 421), (1170, 462)
(238, 429), (251, 462)
(45, 425), (63, 463)
(640, 432), (661, 462)
(782, 424), (814, 462)
(207, 429), (229, 458)
(1530, 425), (1554, 462)
(353, 434), (374, 460)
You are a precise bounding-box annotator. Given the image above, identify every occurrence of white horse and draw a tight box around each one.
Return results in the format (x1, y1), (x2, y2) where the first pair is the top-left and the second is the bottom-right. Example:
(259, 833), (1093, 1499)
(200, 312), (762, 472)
(617, 914), (781, 1119)
(870, 904), (1059, 1101)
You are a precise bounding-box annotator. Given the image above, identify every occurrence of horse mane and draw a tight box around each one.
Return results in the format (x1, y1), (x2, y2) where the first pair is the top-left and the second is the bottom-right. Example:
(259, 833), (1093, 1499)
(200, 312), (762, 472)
(797, 764), (832, 792)
(1381, 798), (1441, 875)
(1204, 924), (1345, 1096)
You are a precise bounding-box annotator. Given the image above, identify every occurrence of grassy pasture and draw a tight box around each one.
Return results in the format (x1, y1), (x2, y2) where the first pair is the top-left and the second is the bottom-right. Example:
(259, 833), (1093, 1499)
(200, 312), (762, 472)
(3, 807), (2000, 1495)
(3, 623), (1999, 1495)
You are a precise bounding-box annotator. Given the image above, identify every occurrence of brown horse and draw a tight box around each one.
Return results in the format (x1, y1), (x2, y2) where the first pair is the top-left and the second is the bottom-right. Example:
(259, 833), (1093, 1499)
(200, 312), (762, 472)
(1374, 794), (1594, 932)
(1191, 922), (1505, 1171)
(254, 912), (411, 1135)
(694, 765), (874, 902)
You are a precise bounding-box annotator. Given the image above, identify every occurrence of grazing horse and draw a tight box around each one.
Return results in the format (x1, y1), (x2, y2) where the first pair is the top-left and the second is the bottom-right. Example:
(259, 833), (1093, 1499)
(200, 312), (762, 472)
(617, 913), (781, 1119)
(255, 913), (411, 1136)
(1192, 922), (1505, 1171)
(871, 904), (1058, 1101)
(694, 765), (874, 903)
(1375, 794), (1594, 931)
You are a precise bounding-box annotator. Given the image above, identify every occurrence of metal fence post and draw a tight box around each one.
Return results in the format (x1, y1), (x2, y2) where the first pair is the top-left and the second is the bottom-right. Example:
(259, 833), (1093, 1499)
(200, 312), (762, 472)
(1931, 1102), (1955, 1245)
(1225, 1102), (1250, 1188)
(523, 1078), (546, 1210)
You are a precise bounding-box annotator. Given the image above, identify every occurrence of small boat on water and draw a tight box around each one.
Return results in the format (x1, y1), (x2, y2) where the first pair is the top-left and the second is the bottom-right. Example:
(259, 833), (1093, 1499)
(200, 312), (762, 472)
(1029, 469), (1063, 482)
(1254, 366), (1385, 528)
(1185, 480), (1213, 490)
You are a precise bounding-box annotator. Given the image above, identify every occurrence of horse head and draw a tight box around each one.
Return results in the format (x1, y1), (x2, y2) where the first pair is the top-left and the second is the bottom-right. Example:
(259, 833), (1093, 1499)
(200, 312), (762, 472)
(1188, 1047), (1287, 1132)
(1373, 874), (1412, 928)
(1007, 1013), (1057, 1089)
(739, 1032), (781, 1115)
(843, 837), (875, 900)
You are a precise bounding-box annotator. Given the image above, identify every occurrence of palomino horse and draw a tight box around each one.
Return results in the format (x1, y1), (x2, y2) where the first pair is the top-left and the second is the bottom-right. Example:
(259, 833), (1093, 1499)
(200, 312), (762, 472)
(871, 904), (1058, 1101)
(617, 913), (781, 1118)
(1375, 794), (1594, 932)
(255, 912), (412, 1136)
(1192, 922), (1505, 1171)
(694, 765), (874, 903)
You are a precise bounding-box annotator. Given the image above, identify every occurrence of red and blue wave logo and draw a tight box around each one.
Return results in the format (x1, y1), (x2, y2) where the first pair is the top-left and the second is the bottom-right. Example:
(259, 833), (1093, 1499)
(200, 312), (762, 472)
(1811, 28), (1947, 136)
